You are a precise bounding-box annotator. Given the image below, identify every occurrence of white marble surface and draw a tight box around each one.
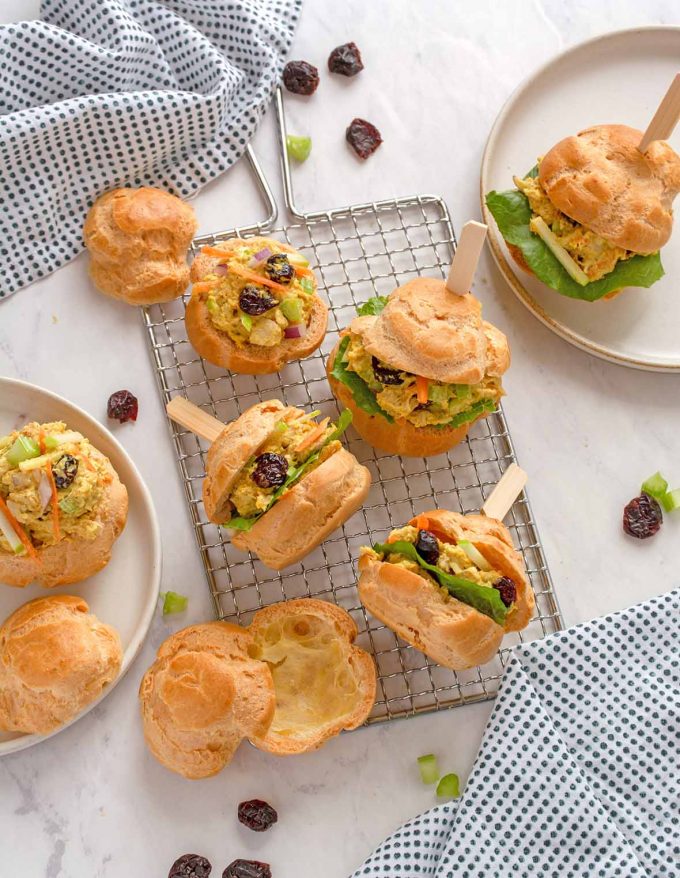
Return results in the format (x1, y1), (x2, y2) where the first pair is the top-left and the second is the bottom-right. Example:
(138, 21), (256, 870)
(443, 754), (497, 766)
(1, 2), (679, 876)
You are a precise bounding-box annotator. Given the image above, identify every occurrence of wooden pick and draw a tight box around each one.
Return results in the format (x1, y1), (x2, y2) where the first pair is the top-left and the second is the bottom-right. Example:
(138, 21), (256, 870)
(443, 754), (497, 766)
(445, 220), (488, 296)
(481, 463), (527, 521)
(166, 396), (224, 443)
(639, 73), (680, 153)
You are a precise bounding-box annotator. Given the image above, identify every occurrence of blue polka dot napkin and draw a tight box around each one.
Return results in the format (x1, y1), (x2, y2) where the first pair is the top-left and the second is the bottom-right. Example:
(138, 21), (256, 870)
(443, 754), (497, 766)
(352, 589), (679, 878)
(0, 0), (301, 298)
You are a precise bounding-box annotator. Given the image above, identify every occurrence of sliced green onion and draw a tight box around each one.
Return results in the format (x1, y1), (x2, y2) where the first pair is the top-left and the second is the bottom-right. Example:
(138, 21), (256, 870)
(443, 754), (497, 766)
(417, 754), (439, 785)
(286, 134), (312, 163)
(300, 278), (315, 295)
(0, 508), (25, 555)
(661, 489), (680, 513)
(280, 297), (303, 323)
(162, 591), (189, 615)
(6, 435), (41, 466)
(436, 773), (460, 798)
(240, 313), (253, 332)
(641, 472), (668, 500)
(457, 539), (492, 571)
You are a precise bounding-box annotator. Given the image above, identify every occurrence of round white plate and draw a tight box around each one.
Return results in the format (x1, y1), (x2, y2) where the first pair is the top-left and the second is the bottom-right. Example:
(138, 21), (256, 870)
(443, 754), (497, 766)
(481, 26), (680, 372)
(0, 378), (161, 755)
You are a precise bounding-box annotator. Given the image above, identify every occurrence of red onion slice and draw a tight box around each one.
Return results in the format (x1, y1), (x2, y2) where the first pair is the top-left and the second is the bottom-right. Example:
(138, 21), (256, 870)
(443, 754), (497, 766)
(284, 323), (306, 339)
(248, 247), (272, 268)
(214, 263), (229, 276)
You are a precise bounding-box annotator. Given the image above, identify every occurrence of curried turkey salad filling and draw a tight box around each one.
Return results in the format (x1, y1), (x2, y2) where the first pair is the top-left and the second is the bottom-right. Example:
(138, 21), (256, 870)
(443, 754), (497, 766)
(514, 165), (634, 282)
(361, 523), (516, 625)
(227, 409), (352, 533)
(0, 421), (111, 555)
(195, 240), (317, 348)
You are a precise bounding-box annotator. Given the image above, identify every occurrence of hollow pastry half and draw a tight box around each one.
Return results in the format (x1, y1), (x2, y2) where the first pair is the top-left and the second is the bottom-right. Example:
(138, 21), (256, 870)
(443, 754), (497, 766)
(327, 280), (509, 457)
(0, 421), (128, 588)
(249, 599), (377, 755)
(139, 622), (276, 780)
(358, 509), (534, 670)
(486, 124), (680, 301)
(204, 401), (371, 570)
(84, 187), (197, 305)
(186, 237), (328, 374)
(138, 600), (376, 777)
(0, 595), (122, 734)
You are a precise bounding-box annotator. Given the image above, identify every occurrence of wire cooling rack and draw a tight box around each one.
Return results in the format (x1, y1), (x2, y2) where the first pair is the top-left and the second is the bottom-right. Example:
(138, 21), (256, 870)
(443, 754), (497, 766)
(141, 95), (563, 724)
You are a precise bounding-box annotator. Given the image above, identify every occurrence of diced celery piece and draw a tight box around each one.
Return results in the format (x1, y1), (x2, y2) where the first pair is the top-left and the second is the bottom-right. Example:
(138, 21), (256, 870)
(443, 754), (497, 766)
(428, 384), (451, 406)
(436, 773), (460, 798)
(6, 435), (40, 466)
(206, 298), (218, 314)
(300, 278), (315, 295)
(286, 134), (312, 163)
(280, 297), (303, 323)
(162, 591), (189, 615)
(641, 472), (668, 500)
(417, 754), (439, 785)
(455, 384), (471, 399)
(457, 539), (492, 571)
(240, 313), (253, 332)
(661, 489), (680, 513)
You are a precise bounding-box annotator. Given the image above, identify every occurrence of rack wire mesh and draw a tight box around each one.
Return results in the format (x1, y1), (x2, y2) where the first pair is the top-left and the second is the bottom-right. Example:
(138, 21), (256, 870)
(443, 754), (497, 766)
(141, 129), (563, 724)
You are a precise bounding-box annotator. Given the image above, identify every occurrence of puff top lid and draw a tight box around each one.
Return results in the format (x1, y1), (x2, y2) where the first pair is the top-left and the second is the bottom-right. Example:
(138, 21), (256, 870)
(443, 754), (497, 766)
(349, 277), (510, 385)
(539, 124), (680, 253)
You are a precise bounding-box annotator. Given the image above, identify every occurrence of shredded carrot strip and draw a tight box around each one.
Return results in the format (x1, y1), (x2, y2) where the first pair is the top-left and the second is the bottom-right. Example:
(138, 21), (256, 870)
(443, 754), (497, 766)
(45, 464), (61, 542)
(296, 417), (330, 453)
(38, 429), (46, 455)
(192, 281), (215, 294)
(228, 262), (288, 294)
(0, 494), (38, 559)
(201, 246), (236, 259)
(415, 375), (429, 405)
(294, 265), (314, 279)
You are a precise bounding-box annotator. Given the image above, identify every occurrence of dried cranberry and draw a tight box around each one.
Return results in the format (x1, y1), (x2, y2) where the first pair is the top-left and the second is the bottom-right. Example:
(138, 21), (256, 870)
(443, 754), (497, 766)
(328, 42), (364, 76)
(223, 862), (271, 878)
(252, 452), (288, 489)
(282, 60), (319, 95)
(346, 118), (382, 159)
(623, 493), (663, 539)
(239, 286), (278, 316)
(52, 454), (78, 490)
(415, 529), (440, 565)
(168, 854), (212, 878)
(264, 254), (294, 285)
(493, 576), (517, 607)
(372, 357), (402, 385)
(107, 390), (138, 423)
(237, 799), (278, 832)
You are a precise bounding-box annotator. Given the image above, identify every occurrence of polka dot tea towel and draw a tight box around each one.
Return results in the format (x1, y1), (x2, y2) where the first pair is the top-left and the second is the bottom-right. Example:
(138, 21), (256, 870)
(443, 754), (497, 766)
(352, 588), (679, 877)
(0, 0), (302, 298)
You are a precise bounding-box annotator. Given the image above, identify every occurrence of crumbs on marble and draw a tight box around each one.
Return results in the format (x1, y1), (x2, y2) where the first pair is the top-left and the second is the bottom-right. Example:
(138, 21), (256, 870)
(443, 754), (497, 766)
(51, 314), (58, 324)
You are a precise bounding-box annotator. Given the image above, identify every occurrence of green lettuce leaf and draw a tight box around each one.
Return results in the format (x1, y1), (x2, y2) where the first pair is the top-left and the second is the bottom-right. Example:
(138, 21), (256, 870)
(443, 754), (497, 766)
(373, 540), (508, 625)
(226, 409), (354, 533)
(357, 295), (389, 316)
(330, 336), (394, 422)
(485, 187), (664, 302)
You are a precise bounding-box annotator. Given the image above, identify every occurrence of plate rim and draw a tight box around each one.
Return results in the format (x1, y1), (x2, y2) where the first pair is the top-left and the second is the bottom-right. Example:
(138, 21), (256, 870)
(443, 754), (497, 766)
(480, 24), (680, 373)
(0, 376), (161, 755)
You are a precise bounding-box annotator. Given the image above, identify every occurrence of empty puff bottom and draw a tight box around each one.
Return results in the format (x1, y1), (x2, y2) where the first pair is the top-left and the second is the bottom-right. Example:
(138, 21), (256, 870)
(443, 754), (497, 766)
(248, 600), (376, 755)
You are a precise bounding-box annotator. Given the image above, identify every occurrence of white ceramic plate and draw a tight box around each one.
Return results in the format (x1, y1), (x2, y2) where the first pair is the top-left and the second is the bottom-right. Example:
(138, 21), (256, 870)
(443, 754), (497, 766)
(0, 378), (161, 755)
(481, 26), (680, 372)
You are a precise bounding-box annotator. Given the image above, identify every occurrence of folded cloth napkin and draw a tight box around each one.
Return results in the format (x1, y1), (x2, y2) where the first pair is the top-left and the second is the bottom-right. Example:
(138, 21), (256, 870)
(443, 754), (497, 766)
(352, 589), (679, 878)
(0, 0), (301, 298)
